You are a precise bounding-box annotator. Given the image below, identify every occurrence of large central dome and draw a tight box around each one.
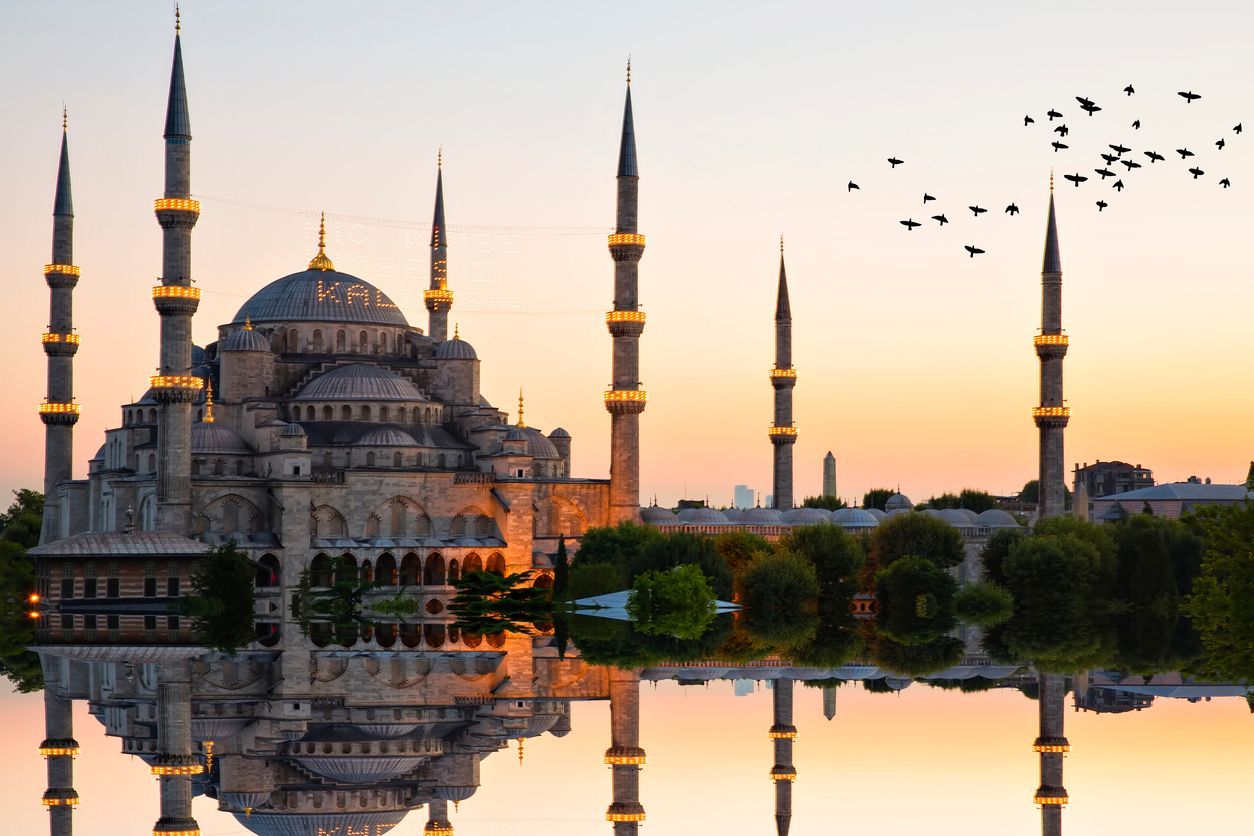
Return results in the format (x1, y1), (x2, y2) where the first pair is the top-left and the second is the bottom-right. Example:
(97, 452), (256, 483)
(232, 269), (409, 327)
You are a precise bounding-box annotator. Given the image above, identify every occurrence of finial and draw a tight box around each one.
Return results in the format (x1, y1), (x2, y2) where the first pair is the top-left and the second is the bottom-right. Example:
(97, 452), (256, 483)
(307, 211), (336, 271)
(244, 315), (253, 331)
(175, 2), (181, 33)
(62, 104), (67, 132)
(203, 379), (215, 423)
(453, 322), (460, 340)
(1050, 169), (1055, 192)
(626, 57), (632, 86)
(516, 737), (525, 766)
(517, 388), (526, 428)
(780, 233), (784, 254)
(318, 211), (326, 248)
(437, 146), (443, 169)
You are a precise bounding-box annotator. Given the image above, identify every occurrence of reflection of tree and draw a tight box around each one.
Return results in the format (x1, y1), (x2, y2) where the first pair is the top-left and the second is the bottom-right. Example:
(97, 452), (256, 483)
(626, 565), (715, 640)
(181, 544), (256, 653)
(449, 570), (553, 635)
(874, 556), (958, 646)
(737, 551), (819, 651)
(870, 634), (965, 676)
(567, 613), (733, 668)
(0, 489), (45, 692)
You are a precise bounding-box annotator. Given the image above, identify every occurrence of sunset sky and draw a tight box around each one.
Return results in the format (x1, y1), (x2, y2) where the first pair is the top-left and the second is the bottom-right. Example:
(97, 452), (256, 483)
(3, 1), (1252, 506)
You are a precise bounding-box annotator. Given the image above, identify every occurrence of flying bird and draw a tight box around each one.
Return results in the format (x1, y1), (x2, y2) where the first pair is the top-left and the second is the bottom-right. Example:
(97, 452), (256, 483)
(1101, 153), (1118, 165)
(932, 214), (949, 226)
(1005, 203), (1020, 215)
(969, 205), (987, 217)
(1047, 109), (1063, 120)
(964, 245), (985, 258)
(923, 193), (936, 203)
(1096, 200), (1109, 211)
(888, 157), (904, 168)
(1176, 147), (1194, 159)
(1095, 167), (1116, 179)
(1235, 123), (1243, 134)
(1024, 115), (1035, 126)
(1188, 167), (1205, 179)
(1110, 143), (1130, 155)
(1113, 179), (1126, 192)
(1132, 119), (1141, 130)
(1079, 100), (1102, 116)
(900, 218), (921, 230)
(1054, 124), (1070, 136)
(1220, 177), (1231, 188)
(1124, 84), (1135, 96)
(1144, 150), (1164, 163)
(847, 181), (860, 192)
(1063, 173), (1088, 187)
(1216, 138), (1226, 150)
(1052, 141), (1069, 152)
(1121, 159), (1142, 170)
(1178, 91), (1201, 103)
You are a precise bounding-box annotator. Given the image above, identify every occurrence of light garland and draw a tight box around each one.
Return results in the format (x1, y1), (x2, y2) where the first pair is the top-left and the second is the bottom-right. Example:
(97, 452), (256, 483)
(605, 310), (646, 323)
(768, 367), (797, 378)
(38, 402), (80, 415)
(1032, 406), (1071, 418)
(607, 232), (646, 246)
(149, 763), (205, 776)
(152, 285), (201, 300)
(424, 289), (454, 304)
(150, 375), (204, 390)
(44, 264), (81, 277)
(42, 332), (81, 344)
(153, 198), (201, 214)
(1033, 334), (1069, 346)
(768, 425), (798, 437)
(603, 389), (647, 403)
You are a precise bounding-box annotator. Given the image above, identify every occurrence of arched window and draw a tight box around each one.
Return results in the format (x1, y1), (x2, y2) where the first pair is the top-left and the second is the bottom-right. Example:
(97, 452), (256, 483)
(341, 405), (352, 420)
(390, 501), (406, 536)
(423, 554), (446, 586)
(423, 624), (446, 648)
(359, 559), (373, 584)
(463, 554), (483, 575)
(379, 405), (389, 422)
(366, 451), (376, 467)
(148, 408), (157, 424)
(378, 331), (387, 354)
(486, 553), (506, 576)
(475, 515), (494, 538)
(447, 558), (460, 583)
(336, 330), (346, 352)
(392, 452), (402, 468)
(310, 554), (333, 587)
(322, 451), (333, 467)
(449, 515), (465, 538)
(364, 514), (380, 538)
(376, 553), (398, 586)
(256, 554), (281, 588)
(323, 405), (333, 421)
(213, 458), (225, 476)
(147, 453), (156, 472)
(361, 405), (372, 421)
(306, 406), (315, 421)
(191, 459), (201, 476)
(287, 328), (299, 352)
(312, 329), (324, 352)
(235, 460), (245, 476)
(424, 407), (432, 424)
(399, 553), (420, 586)
(358, 330), (368, 352)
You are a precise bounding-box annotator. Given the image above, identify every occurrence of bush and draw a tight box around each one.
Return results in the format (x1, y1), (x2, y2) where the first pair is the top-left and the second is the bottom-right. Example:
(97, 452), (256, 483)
(714, 531), (773, 576)
(738, 550), (819, 651)
(955, 582), (1014, 627)
(874, 555), (958, 646)
(571, 523), (663, 569)
(626, 564), (716, 640)
(868, 513), (965, 574)
(784, 523), (863, 605)
(634, 532), (733, 600)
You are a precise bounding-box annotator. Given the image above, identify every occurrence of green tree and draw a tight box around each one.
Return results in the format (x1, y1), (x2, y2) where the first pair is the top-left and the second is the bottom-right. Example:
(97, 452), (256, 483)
(867, 512), (965, 575)
(1018, 479), (1072, 509)
(871, 635), (965, 677)
(566, 562), (629, 600)
(713, 530), (773, 576)
(571, 523), (663, 570)
(0, 489), (44, 548)
(553, 535), (569, 598)
(182, 544), (257, 654)
(874, 555), (958, 645)
(626, 564), (716, 640)
(0, 489), (46, 692)
(980, 528), (1027, 587)
(862, 488), (895, 511)
(955, 582), (1014, 627)
(738, 550), (819, 651)
(1183, 502), (1254, 681)
(633, 532), (733, 600)
(802, 495), (847, 511)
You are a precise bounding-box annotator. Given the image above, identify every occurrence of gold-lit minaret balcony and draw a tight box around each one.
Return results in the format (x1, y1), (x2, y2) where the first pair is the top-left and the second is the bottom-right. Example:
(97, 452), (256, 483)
(42, 331), (81, 356)
(424, 288), (454, 307)
(606, 309), (646, 336)
(38, 402), (81, 426)
(768, 424), (798, 443)
(607, 232), (646, 247)
(1032, 405), (1071, 427)
(1032, 737), (1070, 753)
(604, 746), (647, 765)
(604, 389), (647, 414)
(153, 197), (201, 215)
(768, 726), (798, 740)
(43, 263), (81, 277)
(41, 790), (80, 807)
(152, 284), (202, 316)
(1034, 332), (1070, 358)
(41, 332), (80, 344)
(424, 826), (454, 836)
(769, 366), (797, 388)
(39, 739), (81, 757)
(770, 767), (797, 782)
(1033, 790), (1070, 806)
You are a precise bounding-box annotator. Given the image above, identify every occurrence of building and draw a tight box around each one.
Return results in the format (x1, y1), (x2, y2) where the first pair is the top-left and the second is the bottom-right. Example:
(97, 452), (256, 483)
(768, 240), (797, 510)
(1073, 461), (1153, 500)
(1088, 481), (1252, 523)
(733, 484), (755, 510)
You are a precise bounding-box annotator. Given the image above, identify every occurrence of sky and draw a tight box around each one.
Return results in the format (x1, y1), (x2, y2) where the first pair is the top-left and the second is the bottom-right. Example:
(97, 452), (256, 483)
(1, 680), (1250, 834)
(2, 1), (1253, 507)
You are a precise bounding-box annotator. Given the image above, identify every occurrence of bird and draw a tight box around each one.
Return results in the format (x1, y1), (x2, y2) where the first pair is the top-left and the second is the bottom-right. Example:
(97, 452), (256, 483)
(932, 214), (949, 225)
(1095, 167), (1116, 179)
(1052, 141), (1069, 152)
(1177, 147), (1194, 159)
(1054, 124), (1070, 137)
(1096, 200), (1109, 211)
(1101, 153), (1118, 165)
(965, 245), (985, 258)
(1216, 138), (1226, 150)
(900, 218), (921, 230)
(1110, 143), (1130, 155)
(1132, 119), (1141, 130)
(1005, 203), (1020, 215)
(1220, 177), (1231, 188)
(1124, 84), (1135, 96)
(847, 181), (860, 192)
(1144, 150), (1164, 163)
(1121, 159), (1142, 170)
(1113, 179), (1126, 191)
(888, 157), (904, 168)
(1047, 109), (1063, 120)
(923, 193), (936, 203)
(1063, 173), (1088, 187)
(969, 205), (987, 217)
(1178, 90), (1201, 103)
(1235, 123), (1243, 134)
(1024, 114), (1035, 126)
(1188, 167), (1205, 179)
(1078, 100), (1102, 116)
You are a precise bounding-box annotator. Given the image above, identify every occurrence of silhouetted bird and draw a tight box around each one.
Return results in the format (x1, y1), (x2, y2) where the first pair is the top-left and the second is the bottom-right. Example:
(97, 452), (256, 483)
(1054, 124), (1070, 136)
(932, 214), (949, 225)
(1235, 123), (1243, 134)
(1063, 173), (1088, 187)
(1095, 168), (1116, 179)
(969, 205), (987, 217)
(1101, 153), (1118, 165)
(1110, 143), (1130, 155)
(1188, 167), (1205, 179)
(1096, 200), (1109, 211)
(1047, 109), (1063, 120)
(1113, 179), (1126, 191)
(1220, 177), (1231, 188)
(1144, 151), (1164, 163)
(1177, 147), (1194, 159)
(965, 245), (985, 258)
(1216, 138), (1226, 150)
(923, 193), (936, 203)
(1132, 119), (1141, 129)
(1121, 159), (1142, 170)
(1178, 91), (1201, 103)
(1079, 100), (1102, 116)
(1124, 84), (1135, 96)
(1005, 203), (1020, 215)
(888, 157), (903, 168)
(1024, 115), (1035, 126)
(1052, 141), (1069, 152)
(900, 218), (921, 230)
(848, 181), (860, 192)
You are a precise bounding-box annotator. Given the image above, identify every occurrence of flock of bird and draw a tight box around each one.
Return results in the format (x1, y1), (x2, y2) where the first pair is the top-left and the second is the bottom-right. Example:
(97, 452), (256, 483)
(848, 86), (1241, 258)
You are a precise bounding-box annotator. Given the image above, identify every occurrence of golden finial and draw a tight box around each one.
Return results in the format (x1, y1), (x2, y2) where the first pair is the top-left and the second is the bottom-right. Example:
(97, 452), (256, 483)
(1049, 169), (1054, 192)
(517, 388), (526, 428)
(244, 315), (253, 331)
(203, 380), (215, 423)
(516, 737), (525, 766)
(308, 211), (336, 271)
(626, 57), (632, 86)
(437, 147), (443, 169)
(453, 322), (460, 340)
(62, 104), (67, 132)
(175, 2), (181, 33)
(780, 233), (784, 254)
(203, 740), (215, 771)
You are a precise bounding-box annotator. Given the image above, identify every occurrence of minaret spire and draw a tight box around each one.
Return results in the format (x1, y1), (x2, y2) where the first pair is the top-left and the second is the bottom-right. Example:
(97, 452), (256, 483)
(769, 678), (797, 836)
(1033, 183), (1069, 519)
(425, 150), (453, 340)
(39, 110), (82, 543)
(605, 65), (647, 523)
(604, 669), (646, 832)
(39, 656), (79, 835)
(769, 237), (797, 510)
(1033, 672), (1070, 836)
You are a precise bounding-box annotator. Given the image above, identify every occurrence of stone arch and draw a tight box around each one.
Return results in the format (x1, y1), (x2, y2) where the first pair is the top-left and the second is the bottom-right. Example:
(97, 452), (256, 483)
(340, 404), (352, 420)
(205, 493), (263, 537)
(358, 330), (368, 352)
(463, 553), (483, 575)
(359, 558), (373, 584)
(336, 330), (346, 352)
(322, 405), (333, 421)
(399, 553), (420, 586)
(423, 553), (446, 586)
(361, 404), (372, 422)
(256, 553), (281, 587)
(333, 554), (357, 585)
(448, 558), (460, 583)
(486, 552), (506, 576)
(549, 495), (588, 538)
(533, 573), (554, 590)
(376, 553), (398, 585)
(306, 405), (316, 421)
(379, 405), (390, 422)
(310, 554), (333, 587)
(287, 328), (299, 352)
(312, 329), (324, 352)
(311, 505), (347, 538)
(364, 514), (380, 538)
(366, 451), (376, 467)
(423, 624), (446, 648)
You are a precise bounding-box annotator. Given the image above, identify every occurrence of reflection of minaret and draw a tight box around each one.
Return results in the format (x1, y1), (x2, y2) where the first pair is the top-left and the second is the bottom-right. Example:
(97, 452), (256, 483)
(424, 150), (453, 342)
(769, 679), (797, 836)
(769, 240), (797, 510)
(822, 682), (837, 721)
(39, 657), (79, 835)
(425, 798), (454, 835)
(151, 662), (202, 836)
(604, 668), (646, 833)
(1033, 673), (1069, 836)
(605, 61), (647, 525)
(1033, 181), (1069, 519)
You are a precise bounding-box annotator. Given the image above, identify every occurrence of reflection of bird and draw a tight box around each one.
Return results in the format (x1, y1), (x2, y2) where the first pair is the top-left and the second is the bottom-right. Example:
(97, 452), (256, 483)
(1052, 141), (1069, 152)
(1188, 167), (1205, 179)
(932, 214), (949, 225)
(1124, 84), (1135, 96)
(1054, 124), (1069, 136)
(965, 245), (985, 258)
(1121, 159), (1142, 170)
(888, 157), (903, 168)
(1005, 203), (1020, 215)
(1144, 150), (1164, 163)
(923, 193), (936, 203)
(1216, 138), (1226, 150)
(1110, 143), (1130, 155)
(1101, 153), (1118, 165)
(1235, 123), (1243, 134)
(900, 218), (921, 230)
(1047, 109), (1063, 120)
(1063, 173), (1088, 187)
(1096, 200), (1109, 211)
(848, 181), (860, 192)
(1176, 147), (1194, 159)
(1132, 119), (1141, 129)
(1178, 90), (1201, 103)
(1024, 115), (1035, 126)
(1095, 167), (1115, 179)
(1220, 177), (1231, 188)
(1113, 179), (1126, 191)
(969, 205), (987, 217)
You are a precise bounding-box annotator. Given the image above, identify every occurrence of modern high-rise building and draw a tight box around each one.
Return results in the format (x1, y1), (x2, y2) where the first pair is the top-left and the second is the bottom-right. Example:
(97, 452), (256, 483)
(733, 484), (754, 509)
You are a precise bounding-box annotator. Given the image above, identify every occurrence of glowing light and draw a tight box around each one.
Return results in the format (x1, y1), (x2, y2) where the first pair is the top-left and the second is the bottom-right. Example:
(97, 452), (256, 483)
(1033, 334), (1069, 346)
(41, 332), (80, 344)
(606, 812), (647, 822)
(149, 763), (204, 776)
(771, 769), (797, 782)
(768, 729), (797, 740)
(768, 425), (798, 437)
(605, 310), (646, 323)
(424, 288), (454, 304)
(424, 827), (454, 836)
(153, 198), (201, 214)
(1033, 742), (1070, 753)
(43, 264), (81, 277)
(28, 611), (41, 620)
(1034, 794), (1069, 806)
(28, 593), (41, 603)
(149, 375), (204, 390)
(152, 285), (202, 300)
(151, 830), (200, 836)
(39, 746), (79, 757)
(1032, 406), (1071, 418)
(41, 796), (79, 807)
(607, 233), (646, 246)
(38, 402), (80, 415)
(604, 754), (647, 765)
(604, 389), (647, 403)
(768, 367), (797, 378)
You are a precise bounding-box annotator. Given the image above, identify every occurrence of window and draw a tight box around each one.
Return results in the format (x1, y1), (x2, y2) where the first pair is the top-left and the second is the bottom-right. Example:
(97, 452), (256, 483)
(60, 614), (72, 630)
(61, 578), (74, 599)
(106, 615), (119, 630)
(106, 578), (119, 598)
(167, 616), (180, 630)
(293, 465), (302, 476)
(83, 615), (96, 630)
(144, 615), (157, 631)
(144, 577), (157, 597)
(83, 578), (97, 599)
(167, 577), (179, 597)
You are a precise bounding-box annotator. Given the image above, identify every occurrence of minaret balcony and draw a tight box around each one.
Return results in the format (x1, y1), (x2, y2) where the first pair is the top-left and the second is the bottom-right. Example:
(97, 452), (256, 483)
(424, 288), (454, 310)
(38, 401), (80, 425)
(154, 197), (201, 229)
(38, 738), (81, 757)
(425, 826), (454, 836)
(606, 310), (646, 336)
(150, 375), (204, 404)
(604, 389), (647, 414)
(151, 827), (202, 836)
(41, 789), (79, 807)
(606, 804), (646, 822)
(1032, 737), (1070, 753)
(1033, 786), (1069, 806)
(1032, 406), (1071, 427)
(769, 424), (798, 444)
(43, 263), (80, 288)
(604, 746), (647, 765)
(769, 367), (797, 388)
(152, 285), (202, 316)
(768, 725), (797, 740)
(42, 332), (80, 356)
(608, 232), (646, 261)
(770, 766), (797, 782)
(1034, 333), (1069, 358)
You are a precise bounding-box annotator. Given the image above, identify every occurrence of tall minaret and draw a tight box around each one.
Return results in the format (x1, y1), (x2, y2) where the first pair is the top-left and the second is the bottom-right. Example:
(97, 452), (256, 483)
(769, 239), (797, 510)
(604, 668), (646, 833)
(151, 11), (202, 534)
(605, 62), (646, 524)
(424, 798), (453, 836)
(822, 451), (836, 500)
(1033, 672), (1069, 836)
(39, 656), (79, 835)
(39, 110), (81, 544)
(769, 678), (797, 836)
(424, 150), (452, 341)
(1033, 181), (1069, 519)
(150, 661), (202, 836)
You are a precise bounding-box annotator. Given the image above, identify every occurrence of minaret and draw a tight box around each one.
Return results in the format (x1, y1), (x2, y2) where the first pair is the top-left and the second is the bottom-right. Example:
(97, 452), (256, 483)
(38, 109), (81, 544)
(821, 682), (837, 721)
(151, 661), (202, 836)
(604, 668), (646, 833)
(39, 656), (79, 835)
(424, 798), (453, 836)
(1033, 180), (1069, 519)
(1033, 673), (1070, 836)
(769, 239), (797, 510)
(768, 678), (797, 836)
(822, 452), (837, 500)
(424, 150), (453, 341)
(605, 61), (647, 525)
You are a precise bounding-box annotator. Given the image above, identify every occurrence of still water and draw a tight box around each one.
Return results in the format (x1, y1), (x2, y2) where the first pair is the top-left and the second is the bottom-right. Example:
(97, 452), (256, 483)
(3, 635), (1248, 835)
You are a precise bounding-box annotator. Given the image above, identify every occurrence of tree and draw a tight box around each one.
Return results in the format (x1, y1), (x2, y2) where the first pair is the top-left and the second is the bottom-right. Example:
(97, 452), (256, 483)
(0, 489), (46, 692)
(565, 561), (628, 600)
(955, 582), (1014, 627)
(737, 550), (819, 651)
(571, 523), (663, 569)
(802, 495), (847, 511)
(1183, 502), (1254, 681)
(553, 535), (569, 598)
(713, 530), (773, 576)
(784, 523), (863, 604)
(921, 490), (997, 513)
(0, 489), (43, 548)
(182, 544), (257, 654)
(867, 512), (965, 576)
(1018, 479), (1072, 509)
(871, 635), (965, 677)
(626, 564), (716, 640)
(980, 528), (1027, 587)
(862, 488), (895, 511)
(874, 555), (958, 645)
(634, 532), (733, 600)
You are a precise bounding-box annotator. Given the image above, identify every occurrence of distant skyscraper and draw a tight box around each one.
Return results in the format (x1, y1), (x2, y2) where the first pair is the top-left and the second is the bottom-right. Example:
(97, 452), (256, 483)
(733, 484), (754, 510)
(822, 452), (836, 499)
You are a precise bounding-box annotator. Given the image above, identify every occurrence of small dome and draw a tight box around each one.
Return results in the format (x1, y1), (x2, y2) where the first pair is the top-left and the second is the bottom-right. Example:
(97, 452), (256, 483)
(740, 506), (784, 525)
(677, 507), (729, 525)
(939, 509), (977, 528)
(832, 508), (879, 528)
(502, 426), (560, 459)
(222, 328), (272, 353)
(548, 427), (570, 438)
(520, 713), (559, 738)
(640, 506), (679, 524)
(192, 422), (252, 454)
(434, 337), (477, 360)
(219, 790), (272, 812)
(280, 423), (307, 438)
(292, 756), (423, 784)
(192, 717), (250, 741)
(885, 492), (914, 512)
(976, 509), (1021, 528)
(885, 507), (912, 518)
(722, 507), (744, 521)
(783, 507), (831, 525)
(356, 426), (419, 447)
(433, 786), (477, 802)
(865, 508), (886, 521)
(295, 364), (424, 402)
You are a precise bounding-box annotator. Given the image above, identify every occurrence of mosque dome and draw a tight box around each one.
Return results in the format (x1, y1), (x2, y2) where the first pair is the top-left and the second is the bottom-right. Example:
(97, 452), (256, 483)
(976, 509), (1021, 528)
(280, 422), (307, 438)
(433, 786), (477, 803)
(191, 717), (250, 741)
(191, 422), (252, 454)
(520, 713), (559, 737)
(352, 724), (421, 738)
(832, 508), (879, 528)
(939, 509), (977, 528)
(548, 427), (570, 438)
(219, 791), (273, 812)
(232, 269), (408, 328)
(677, 507), (728, 525)
(884, 676), (914, 691)
(295, 364), (424, 402)
(223, 327), (272, 353)
(232, 812), (408, 836)
(722, 507), (744, 521)
(291, 755), (424, 784)
(640, 506), (678, 524)
(884, 492), (914, 512)
(740, 506), (784, 525)
(434, 336), (477, 360)
(782, 507), (830, 525)
(356, 426), (419, 447)
(503, 426), (560, 459)
(865, 508), (886, 521)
